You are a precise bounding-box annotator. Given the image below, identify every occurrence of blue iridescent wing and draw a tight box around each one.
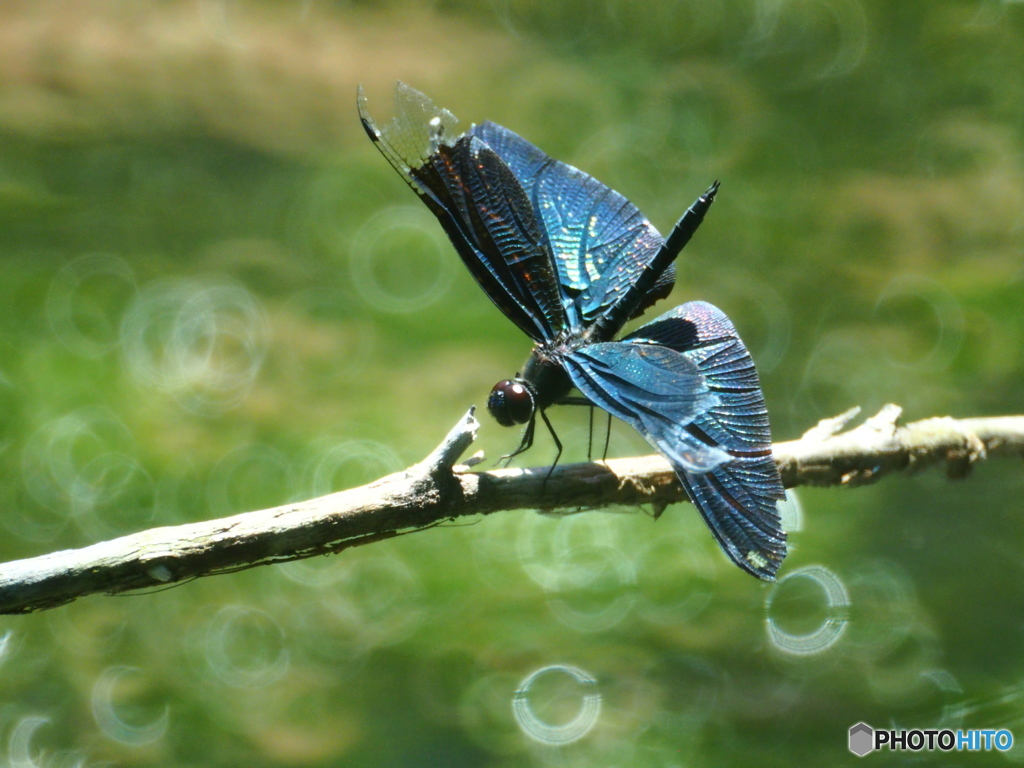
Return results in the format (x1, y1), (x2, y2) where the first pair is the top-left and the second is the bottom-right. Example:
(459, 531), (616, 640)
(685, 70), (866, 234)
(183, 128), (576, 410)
(469, 122), (675, 329)
(561, 343), (733, 477)
(624, 301), (786, 579)
(358, 83), (567, 341)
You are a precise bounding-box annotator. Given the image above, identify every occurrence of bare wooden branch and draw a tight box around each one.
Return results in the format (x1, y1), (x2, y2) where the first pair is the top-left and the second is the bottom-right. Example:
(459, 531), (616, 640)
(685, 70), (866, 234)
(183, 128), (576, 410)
(1, 405), (1022, 615)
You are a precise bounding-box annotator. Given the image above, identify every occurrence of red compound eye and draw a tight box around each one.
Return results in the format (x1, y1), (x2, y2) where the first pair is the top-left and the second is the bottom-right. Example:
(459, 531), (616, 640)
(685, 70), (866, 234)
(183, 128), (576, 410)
(487, 380), (535, 427)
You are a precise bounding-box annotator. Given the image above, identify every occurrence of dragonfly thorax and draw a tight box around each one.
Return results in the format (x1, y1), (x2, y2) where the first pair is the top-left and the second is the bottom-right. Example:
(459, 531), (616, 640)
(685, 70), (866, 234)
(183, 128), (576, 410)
(488, 343), (576, 428)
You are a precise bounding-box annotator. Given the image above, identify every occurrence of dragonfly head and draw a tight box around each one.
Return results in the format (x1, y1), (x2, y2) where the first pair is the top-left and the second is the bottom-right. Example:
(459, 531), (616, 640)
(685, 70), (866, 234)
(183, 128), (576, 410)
(487, 379), (535, 427)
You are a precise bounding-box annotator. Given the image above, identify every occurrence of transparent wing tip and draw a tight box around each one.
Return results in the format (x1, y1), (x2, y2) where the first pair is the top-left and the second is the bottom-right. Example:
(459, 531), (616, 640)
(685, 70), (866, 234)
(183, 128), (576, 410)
(356, 84), (382, 142)
(672, 443), (732, 474)
(357, 81), (464, 170)
(743, 545), (784, 581)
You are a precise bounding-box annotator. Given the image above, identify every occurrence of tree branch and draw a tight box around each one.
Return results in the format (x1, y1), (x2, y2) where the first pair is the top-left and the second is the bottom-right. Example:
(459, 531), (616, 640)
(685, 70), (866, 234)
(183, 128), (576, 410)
(1, 405), (1022, 615)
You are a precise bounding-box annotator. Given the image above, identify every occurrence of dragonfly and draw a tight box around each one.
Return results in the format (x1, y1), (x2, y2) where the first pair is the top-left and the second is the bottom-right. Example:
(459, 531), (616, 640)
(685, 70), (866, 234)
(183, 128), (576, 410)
(358, 82), (786, 580)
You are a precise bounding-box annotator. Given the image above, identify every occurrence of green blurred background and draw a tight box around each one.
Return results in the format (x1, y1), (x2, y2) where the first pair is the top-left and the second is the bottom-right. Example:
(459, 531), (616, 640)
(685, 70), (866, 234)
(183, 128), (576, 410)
(1, 0), (1023, 765)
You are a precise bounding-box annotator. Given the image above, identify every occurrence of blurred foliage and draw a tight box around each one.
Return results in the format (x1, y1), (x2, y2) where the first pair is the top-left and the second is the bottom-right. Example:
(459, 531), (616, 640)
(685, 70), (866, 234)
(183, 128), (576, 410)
(0, 0), (1023, 766)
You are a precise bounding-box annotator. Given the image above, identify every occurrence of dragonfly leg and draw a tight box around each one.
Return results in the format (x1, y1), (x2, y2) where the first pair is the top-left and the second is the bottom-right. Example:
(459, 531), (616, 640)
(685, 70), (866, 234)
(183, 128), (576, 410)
(538, 409), (563, 489)
(601, 411), (612, 461)
(587, 406), (595, 461)
(500, 415), (536, 466)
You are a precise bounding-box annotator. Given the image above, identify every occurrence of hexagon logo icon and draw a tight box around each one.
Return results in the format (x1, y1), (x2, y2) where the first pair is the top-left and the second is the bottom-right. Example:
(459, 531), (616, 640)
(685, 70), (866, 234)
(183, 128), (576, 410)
(849, 722), (874, 756)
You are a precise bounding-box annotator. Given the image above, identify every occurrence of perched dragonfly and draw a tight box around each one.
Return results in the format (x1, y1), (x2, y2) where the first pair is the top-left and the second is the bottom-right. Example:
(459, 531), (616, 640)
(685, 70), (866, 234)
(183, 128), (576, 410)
(358, 83), (786, 580)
